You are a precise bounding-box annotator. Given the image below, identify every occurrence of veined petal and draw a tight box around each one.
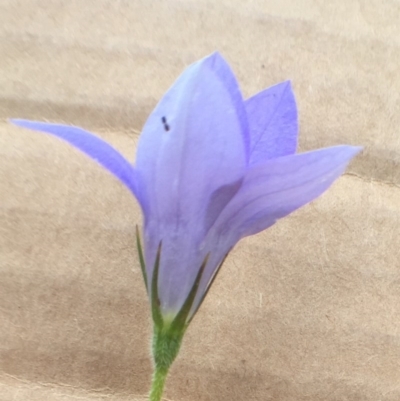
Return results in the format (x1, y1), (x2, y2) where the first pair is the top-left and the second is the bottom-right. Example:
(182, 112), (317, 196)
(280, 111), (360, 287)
(143, 229), (211, 320)
(10, 119), (140, 201)
(143, 227), (232, 323)
(245, 81), (298, 165)
(136, 52), (248, 229)
(136, 53), (249, 314)
(215, 145), (362, 240)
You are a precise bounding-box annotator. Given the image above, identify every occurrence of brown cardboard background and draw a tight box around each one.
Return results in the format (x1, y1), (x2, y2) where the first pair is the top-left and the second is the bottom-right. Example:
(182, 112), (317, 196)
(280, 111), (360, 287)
(1, 1), (400, 400)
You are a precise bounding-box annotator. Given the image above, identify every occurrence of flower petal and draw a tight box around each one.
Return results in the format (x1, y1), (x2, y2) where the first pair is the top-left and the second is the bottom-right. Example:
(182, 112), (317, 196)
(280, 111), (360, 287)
(136, 52), (248, 224)
(10, 119), (140, 200)
(245, 81), (298, 165)
(214, 145), (362, 240)
(136, 52), (248, 315)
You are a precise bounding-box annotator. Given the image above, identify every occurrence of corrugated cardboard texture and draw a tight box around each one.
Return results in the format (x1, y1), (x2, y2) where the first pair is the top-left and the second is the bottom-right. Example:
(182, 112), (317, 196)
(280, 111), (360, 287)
(1, 1), (400, 400)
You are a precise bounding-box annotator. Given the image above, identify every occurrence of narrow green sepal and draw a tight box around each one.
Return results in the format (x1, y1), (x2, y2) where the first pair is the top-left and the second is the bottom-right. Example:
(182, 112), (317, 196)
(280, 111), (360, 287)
(187, 250), (230, 324)
(135, 225), (148, 293)
(151, 252), (210, 371)
(151, 242), (164, 329)
(170, 253), (209, 332)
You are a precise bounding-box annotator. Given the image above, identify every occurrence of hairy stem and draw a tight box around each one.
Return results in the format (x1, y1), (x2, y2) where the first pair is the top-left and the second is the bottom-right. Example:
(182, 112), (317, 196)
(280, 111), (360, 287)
(148, 324), (184, 401)
(149, 365), (169, 401)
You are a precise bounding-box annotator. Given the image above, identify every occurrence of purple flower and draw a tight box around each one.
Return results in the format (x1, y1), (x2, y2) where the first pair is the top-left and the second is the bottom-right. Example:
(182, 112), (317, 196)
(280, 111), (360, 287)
(11, 52), (361, 326)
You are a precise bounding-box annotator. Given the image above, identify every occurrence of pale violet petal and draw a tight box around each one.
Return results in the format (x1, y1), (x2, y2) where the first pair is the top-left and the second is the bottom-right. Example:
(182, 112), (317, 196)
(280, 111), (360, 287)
(245, 81), (298, 165)
(136, 52), (248, 315)
(10, 119), (140, 201)
(215, 145), (362, 240)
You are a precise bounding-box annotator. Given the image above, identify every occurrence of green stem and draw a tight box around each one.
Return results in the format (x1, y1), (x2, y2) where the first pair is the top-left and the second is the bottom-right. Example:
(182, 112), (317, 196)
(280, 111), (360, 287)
(148, 323), (184, 401)
(149, 365), (169, 401)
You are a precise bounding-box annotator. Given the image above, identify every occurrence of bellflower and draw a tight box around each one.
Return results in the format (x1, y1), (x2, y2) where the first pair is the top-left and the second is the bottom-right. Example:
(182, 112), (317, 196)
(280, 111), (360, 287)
(11, 52), (361, 401)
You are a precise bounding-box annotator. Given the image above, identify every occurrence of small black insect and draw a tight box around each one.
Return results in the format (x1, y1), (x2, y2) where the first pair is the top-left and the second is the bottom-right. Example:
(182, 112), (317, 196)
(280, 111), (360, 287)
(161, 116), (170, 131)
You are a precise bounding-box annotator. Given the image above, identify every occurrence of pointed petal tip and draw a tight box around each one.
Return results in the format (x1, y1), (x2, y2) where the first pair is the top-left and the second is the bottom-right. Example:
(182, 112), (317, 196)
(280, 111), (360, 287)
(299, 144), (363, 171)
(285, 80), (295, 95)
(9, 118), (72, 131)
(207, 50), (222, 57)
(281, 79), (292, 88)
(275, 79), (294, 93)
(258, 79), (293, 93)
(11, 118), (43, 125)
(197, 51), (230, 74)
(336, 144), (363, 160)
(203, 50), (224, 62)
(352, 145), (364, 153)
(9, 118), (34, 128)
